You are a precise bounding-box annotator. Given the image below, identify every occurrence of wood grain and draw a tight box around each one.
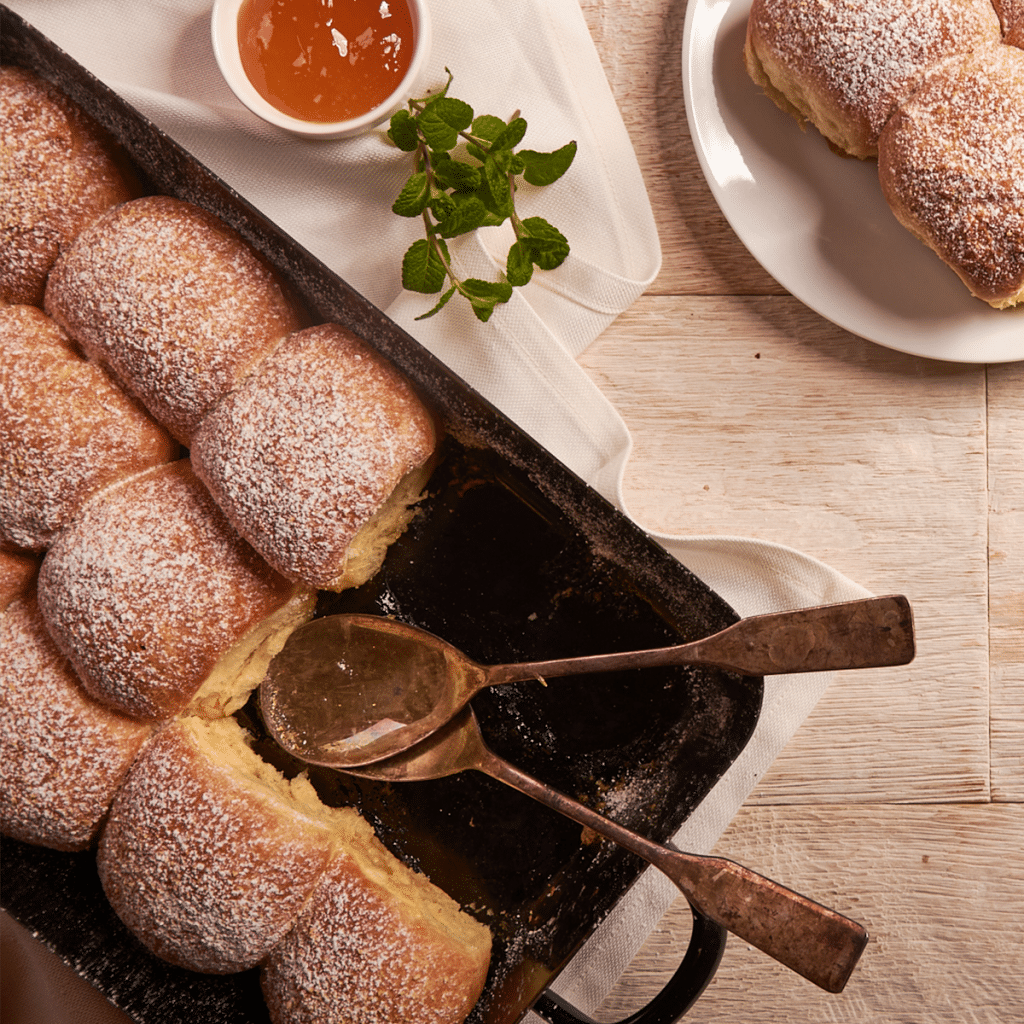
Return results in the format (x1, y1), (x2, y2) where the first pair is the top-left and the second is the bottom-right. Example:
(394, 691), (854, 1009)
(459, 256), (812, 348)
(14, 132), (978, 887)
(597, 805), (1024, 1023)
(575, 0), (1023, 1019)
(989, 362), (1024, 803)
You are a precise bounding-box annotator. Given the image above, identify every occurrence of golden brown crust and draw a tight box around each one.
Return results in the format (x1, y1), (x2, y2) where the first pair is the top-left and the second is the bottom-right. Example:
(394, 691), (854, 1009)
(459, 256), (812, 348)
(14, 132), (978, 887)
(43, 195), (304, 444)
(994, 0), (1024, 47)
(0, 548), (39, 612)
(0, 592), (152, 852)
(192, 323), (437, 590)
(97, 717), (333, 973)
(0, 304), (178, 551)
(0, 66), (141, 306)
(744, 0), (1002, 159)
(261, 838), (492, 1024)
(37, 460), (309, 722)
(877, 46), (1024, 308)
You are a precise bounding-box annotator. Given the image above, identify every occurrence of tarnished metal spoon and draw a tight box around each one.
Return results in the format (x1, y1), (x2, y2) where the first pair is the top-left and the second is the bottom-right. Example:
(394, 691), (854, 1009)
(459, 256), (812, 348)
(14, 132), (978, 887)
(260, 595), (914, 768)
(328, 704), (869, 994)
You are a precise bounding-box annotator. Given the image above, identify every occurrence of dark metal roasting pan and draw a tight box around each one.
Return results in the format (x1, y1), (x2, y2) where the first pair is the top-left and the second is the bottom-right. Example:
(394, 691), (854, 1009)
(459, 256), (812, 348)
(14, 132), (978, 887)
(1, 8), (762, 1022)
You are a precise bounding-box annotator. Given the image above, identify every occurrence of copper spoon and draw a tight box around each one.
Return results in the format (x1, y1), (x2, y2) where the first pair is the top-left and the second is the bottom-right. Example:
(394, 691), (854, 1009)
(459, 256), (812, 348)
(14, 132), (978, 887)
(329, 705), (869, 994)
(260, 595), (914, 767)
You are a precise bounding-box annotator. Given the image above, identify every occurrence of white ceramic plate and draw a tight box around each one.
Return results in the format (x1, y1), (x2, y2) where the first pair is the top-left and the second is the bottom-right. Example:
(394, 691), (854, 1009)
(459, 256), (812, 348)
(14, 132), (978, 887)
(681, 0), (1024, 364)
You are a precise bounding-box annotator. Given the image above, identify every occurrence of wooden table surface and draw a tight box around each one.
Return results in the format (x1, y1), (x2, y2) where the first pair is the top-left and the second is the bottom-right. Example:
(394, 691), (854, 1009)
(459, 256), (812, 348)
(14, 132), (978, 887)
(574, 1), (1024, 1020)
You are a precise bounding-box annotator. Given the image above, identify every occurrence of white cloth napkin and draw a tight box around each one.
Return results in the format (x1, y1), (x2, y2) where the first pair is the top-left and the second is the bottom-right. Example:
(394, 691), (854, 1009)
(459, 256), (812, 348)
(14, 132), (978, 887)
(5, 0), (872, 1017)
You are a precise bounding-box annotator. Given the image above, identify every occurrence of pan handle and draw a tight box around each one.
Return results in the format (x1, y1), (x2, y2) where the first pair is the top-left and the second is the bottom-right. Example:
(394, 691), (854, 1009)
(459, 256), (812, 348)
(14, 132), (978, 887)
(529, 904), (726, 1024)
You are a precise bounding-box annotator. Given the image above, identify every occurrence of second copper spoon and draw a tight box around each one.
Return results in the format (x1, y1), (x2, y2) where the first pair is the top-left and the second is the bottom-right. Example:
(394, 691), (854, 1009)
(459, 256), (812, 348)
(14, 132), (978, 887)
(327, 704), (869, 994)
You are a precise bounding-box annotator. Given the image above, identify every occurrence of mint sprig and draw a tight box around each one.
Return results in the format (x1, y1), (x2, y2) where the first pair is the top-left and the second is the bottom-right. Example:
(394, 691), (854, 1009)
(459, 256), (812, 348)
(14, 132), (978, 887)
(388, 71), (576, 322)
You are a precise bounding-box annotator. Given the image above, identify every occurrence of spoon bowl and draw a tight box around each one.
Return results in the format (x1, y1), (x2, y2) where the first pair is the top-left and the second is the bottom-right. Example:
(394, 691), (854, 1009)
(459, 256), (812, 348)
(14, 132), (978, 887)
(338, 705), (868, 993)
(260, 594), (914, 767)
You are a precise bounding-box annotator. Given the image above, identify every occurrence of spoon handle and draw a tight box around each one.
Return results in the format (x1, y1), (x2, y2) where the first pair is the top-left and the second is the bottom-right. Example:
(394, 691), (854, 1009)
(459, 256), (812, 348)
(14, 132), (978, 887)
(479, 748), (867, 993)
(485, 594), (914, 684)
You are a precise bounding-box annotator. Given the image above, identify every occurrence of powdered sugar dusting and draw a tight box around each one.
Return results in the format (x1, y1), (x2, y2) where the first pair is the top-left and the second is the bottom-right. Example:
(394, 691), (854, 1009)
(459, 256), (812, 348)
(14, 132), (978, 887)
(878, 46), (1024, 303)
(37, 460), (296, 721)
(0, 593), (151, 851)
(192, 323), (436, 589)
(262, 847), (490, 1024)
(43, 195), (302, 444)
(0, 66), (138, 306)
(750, 0), (1003, 151)
(0, 305), (177, 551)
(97, 718), (332, 973)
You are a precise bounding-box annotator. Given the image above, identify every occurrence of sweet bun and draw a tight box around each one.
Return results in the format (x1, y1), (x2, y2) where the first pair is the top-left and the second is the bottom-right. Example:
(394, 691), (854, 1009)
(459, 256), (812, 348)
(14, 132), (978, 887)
(37, 460), (316, 722)
(0, 305), (178, 551)
(97, 716), (334, 973)
(192, 323), (438, 591)
(43, 195), (304, 444)
(261, 836), (493, 1024)
(994, 0), (1024, 47)
(743, 0), (1002, 159)
(5, 73), (489, 1021)
(877, 46), (1024, 308)
(98, 714), (492, 1006)
(0, 591), (152, 852)
(0, 65), (140, 306)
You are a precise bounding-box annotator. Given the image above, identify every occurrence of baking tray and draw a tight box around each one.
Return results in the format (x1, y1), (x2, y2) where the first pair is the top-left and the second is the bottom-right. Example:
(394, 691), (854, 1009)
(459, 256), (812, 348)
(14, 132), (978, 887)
(0, 8), (763, 1022)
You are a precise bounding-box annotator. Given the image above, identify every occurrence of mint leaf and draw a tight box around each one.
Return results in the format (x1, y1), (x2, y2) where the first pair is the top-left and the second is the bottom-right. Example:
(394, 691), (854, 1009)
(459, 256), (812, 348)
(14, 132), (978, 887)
(430, 191), (456, 221)
(461, 278), (514, 322)
(388, 72), (572, 320)
(392, 172), (430, 217)
(432, 155), (482, 192)
(417, 110), (458, 151)
(483, 153), (514, 216)
(490, 116), (528, 152)
(414, 284), (458, 320)
(519, 217), (570, 269)
(519, 141), (577, 186)
(417, 96), (473, 151)
(401, 238), (449, 293)
(429, 96), (474, 131)
(506, 241), (534, 287)
(388, 109), (420, 151)
(436, 194), (492, 237)
(470, 114), (506, 142)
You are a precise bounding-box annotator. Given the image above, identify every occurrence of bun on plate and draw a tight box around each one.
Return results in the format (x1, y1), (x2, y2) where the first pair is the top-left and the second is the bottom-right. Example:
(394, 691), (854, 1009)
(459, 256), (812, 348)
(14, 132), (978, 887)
(743, 0), (1002, 159)
(877, 45), (1024, 308)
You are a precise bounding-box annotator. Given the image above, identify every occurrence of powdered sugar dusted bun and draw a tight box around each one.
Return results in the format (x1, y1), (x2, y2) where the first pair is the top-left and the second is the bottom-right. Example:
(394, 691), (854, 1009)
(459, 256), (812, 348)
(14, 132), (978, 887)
(0, 66), (140, 306)
(261, 833), (492, 1024)
(37, 460), (316, 722)
(877, 46), (1024, 308)
(0, 591), (151, 852)
(97, 716), (334, 973)
(43, 195), (304, 444)
(192, 323), (438, 591)
(994, 0), (1024, 47)
(0, 549), (39, 611)
(0, 305), (178, 552)
(744, 0), (1002, 158)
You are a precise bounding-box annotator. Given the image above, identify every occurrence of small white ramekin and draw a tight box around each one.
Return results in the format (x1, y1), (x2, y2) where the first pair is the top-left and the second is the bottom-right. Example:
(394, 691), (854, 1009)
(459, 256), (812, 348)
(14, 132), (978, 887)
(211, 0), (432, 140)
